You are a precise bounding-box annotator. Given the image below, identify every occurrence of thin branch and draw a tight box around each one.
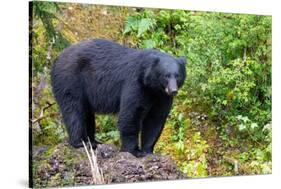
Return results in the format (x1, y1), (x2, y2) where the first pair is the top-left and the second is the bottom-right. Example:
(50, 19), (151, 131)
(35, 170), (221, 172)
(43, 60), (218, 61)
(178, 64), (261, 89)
(82, 139), (104, 185)
(30, 102), (55, 124)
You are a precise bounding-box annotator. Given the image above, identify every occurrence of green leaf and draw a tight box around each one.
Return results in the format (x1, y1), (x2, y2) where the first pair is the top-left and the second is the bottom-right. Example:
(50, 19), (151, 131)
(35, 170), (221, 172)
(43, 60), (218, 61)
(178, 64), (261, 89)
(241, 116), (250, 123)
(175, 141), (185, 151)
(201, 83), (208, 92)
(123, 16), (139, 34)
(238, 124), (246, 131)
(178, 113), (184, 122)
(250, 123), (258, 129)
(142, 39), (156, 49)
(137, 18), (155, 37)
(236, 115), (243, 120)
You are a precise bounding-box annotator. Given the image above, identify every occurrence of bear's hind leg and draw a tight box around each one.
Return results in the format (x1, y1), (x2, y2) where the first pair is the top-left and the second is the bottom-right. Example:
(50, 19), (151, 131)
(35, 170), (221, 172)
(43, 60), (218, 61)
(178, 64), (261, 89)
(63, 111), (86, 148)
(85, 113), (102, 147)
(59, 98), (90, 148)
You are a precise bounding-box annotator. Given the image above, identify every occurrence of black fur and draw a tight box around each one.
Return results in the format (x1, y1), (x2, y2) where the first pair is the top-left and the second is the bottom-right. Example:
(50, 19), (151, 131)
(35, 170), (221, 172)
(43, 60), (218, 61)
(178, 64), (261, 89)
(51, 39), (186, 157)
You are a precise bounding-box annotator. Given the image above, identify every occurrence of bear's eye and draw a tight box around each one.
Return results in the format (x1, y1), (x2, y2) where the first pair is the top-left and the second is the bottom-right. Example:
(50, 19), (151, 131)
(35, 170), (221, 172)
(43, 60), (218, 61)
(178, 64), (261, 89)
(165, 73), (171, 78)
(175, 74), (179, 78)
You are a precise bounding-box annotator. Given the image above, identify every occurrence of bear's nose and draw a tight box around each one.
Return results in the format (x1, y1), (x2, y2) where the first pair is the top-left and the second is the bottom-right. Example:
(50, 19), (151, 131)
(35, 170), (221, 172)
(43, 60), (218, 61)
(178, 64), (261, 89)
(166, 78), (178, 96)
(170, 89), (178, 96)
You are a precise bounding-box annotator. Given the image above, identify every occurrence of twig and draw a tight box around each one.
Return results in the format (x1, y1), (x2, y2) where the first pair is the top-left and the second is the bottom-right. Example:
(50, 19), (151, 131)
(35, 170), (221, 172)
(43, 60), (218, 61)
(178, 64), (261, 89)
(82, 140), (104, 185)
(30, 102), (55, 124)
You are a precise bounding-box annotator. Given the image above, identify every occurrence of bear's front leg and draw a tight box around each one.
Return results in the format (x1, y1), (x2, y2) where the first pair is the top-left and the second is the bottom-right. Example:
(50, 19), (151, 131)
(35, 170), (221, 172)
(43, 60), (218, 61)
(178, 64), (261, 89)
(117, 86), (147, 157)
(118, 106), (147, 157)
(141, 97), (172, 154)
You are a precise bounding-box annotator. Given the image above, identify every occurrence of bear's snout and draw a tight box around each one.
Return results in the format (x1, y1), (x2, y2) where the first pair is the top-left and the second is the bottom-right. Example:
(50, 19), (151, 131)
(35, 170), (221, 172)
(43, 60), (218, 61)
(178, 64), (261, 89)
(165, 79), (178, 96)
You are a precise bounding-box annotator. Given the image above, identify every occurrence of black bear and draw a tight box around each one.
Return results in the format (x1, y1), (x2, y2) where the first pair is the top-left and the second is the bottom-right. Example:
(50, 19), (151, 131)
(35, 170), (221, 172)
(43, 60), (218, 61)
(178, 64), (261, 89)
(51, 39), (186, 157)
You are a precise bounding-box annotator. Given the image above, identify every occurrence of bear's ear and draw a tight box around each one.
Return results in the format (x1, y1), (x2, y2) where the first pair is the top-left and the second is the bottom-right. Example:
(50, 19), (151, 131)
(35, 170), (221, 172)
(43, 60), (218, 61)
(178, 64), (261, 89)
(178, 57), (187, 65)
(143, 54), (159, 86)
(149, 54), (160, 67)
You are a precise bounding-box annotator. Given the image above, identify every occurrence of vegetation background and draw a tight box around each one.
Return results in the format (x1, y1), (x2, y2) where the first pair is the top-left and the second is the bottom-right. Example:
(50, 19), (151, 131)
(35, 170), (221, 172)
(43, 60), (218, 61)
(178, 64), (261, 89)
(30, 1), (272, 187)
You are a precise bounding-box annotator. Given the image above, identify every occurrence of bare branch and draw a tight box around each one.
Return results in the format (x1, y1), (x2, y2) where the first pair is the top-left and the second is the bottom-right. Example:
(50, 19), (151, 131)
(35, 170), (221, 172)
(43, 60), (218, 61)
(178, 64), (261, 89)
(30, 102), (55, 124)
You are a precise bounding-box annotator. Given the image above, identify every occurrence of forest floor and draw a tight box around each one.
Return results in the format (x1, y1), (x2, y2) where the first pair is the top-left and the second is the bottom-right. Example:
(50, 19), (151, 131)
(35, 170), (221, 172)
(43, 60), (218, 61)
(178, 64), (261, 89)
(32, 143), (184, 188)
(155, 110), (249, 178)
(32, 109), (270, 187)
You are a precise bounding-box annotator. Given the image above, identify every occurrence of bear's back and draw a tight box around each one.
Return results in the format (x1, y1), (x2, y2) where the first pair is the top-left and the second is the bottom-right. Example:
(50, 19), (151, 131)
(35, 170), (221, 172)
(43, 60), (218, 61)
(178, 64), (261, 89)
(51, 39), (144, 114)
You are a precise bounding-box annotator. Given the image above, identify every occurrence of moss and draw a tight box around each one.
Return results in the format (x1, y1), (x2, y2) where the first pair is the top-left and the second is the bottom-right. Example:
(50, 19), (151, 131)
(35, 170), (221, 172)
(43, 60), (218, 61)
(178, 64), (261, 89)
(48, 173), (63, 187)
(32, 143), (89, 188)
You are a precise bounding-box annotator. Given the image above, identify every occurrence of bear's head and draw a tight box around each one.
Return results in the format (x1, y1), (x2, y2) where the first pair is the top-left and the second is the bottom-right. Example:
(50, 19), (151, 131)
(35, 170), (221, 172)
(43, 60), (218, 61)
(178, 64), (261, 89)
(143, 51), (187, 96)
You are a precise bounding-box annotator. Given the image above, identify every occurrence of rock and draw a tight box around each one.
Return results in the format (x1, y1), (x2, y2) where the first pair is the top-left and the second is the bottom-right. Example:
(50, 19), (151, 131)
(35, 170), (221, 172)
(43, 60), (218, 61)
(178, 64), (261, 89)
(33, 143), (185, 188)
